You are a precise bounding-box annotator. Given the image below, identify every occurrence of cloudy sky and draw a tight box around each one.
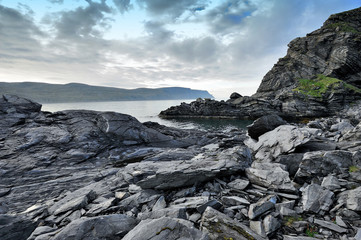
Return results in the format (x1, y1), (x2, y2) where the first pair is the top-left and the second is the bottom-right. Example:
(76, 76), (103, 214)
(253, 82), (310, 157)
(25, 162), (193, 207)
(0, 0), (359, 99)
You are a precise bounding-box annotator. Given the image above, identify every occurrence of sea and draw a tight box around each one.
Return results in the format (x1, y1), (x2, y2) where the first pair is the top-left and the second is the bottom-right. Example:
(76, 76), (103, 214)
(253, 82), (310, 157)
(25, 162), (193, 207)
(42, 99), (252, 131)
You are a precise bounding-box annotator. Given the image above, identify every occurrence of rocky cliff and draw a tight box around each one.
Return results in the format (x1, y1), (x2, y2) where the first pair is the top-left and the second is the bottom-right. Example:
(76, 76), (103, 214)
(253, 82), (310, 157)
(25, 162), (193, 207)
(160, 7), (361, 120)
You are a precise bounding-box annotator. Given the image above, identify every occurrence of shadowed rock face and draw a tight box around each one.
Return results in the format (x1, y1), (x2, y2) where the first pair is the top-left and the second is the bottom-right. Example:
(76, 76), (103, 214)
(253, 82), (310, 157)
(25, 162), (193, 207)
(256, 7), (361, 96)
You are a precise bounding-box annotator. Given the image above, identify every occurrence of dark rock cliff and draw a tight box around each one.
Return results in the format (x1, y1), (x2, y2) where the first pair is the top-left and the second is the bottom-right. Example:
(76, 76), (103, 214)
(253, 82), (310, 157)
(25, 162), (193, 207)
(160, 7), (361, 120)
(256, 7), (361, 96)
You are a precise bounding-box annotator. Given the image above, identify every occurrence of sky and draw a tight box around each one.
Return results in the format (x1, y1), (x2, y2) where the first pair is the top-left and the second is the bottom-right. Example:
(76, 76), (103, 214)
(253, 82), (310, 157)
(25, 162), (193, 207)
(0, 0), (360, 99)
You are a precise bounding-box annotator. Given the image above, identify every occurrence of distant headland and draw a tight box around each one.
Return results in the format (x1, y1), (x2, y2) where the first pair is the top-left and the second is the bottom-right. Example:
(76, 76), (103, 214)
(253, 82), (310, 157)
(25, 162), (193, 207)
(0, 82), (214, 103)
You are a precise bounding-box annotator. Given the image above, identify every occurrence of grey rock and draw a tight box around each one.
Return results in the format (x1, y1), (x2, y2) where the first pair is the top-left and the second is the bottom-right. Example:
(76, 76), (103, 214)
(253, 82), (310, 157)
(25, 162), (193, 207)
(201, 207), (265, 240)
(86, 198), (118, 217)
(301, 184), (334, 214)
(245, 125), (317, 161)
(152, 196), (167, 211)
(314, 218), (347, 233)
(335, 216), (347, 228)
(283, 236), (318, 240)
(248, 195), (277, 220)
(275, 153), (304, 177)
(250, 221), (266, 237)
(0, 214), (37, 240)
(171, 196), (209, 209)
(295, 150), (353, 183)
(52, 214), (137, 240)
(246, 162), (297, 193)
(221, 196), (250, 206)
(120, 146), (252, 190)
(189, 213), (202, 223)
(263, 214), (281, 235)
(48, 189), (97, 216)
(27, 226), (57, 240)
(122, 217), (208, 240)
(346, 186), (361, 211)
(230, 92), (242, 99)
(137, 207), (187, 221)
(247, 114), (287, 140)
(196, 199), (223, 213)
(227, 178), (249, 191)
(279, 206), (297, 217)
(321, 175), (341, 190)
(355, 228), (361, 240)
(1, 94), (42, 114)
(275, 200), (295, 212)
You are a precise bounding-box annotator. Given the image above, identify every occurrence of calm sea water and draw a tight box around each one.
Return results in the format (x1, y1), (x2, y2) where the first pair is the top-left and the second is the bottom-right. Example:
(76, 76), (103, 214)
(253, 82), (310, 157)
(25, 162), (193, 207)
(42, 100), (252, 131)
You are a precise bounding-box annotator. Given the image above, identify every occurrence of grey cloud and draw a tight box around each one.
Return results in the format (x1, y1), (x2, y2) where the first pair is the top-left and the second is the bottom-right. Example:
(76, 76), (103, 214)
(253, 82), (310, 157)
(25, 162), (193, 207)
(137, 0), (210, 19)
(144, 21), (173, 41)
(50, 0), (112, 39)
(168, 37), (221, 63)
(113, 0), (132, 13)
(204, 0), (256, 34)
(48, 0), (64, 3)
(0, 5), (44, 62)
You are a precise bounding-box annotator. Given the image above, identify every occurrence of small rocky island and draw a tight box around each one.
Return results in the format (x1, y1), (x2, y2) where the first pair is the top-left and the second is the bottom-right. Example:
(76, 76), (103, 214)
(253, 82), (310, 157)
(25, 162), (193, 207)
(1, 7), (361, 240)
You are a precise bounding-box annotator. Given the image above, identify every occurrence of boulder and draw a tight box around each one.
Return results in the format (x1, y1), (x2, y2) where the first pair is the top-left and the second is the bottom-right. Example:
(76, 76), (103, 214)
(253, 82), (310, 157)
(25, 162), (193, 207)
(245, 125), (317, 161)
(0, 94), (42, 114)
(247, 114), (287, 140)
(230, 92), (243, 99)
(122, 217), (208, 240)
(301, 184), (334, 214)
(0, 214), (37, 240)
(246, 162), (297, 193)
(52, 214), (137, 240)
(201, 207), (265, 240)
(227, 178), (249, 191)
(346, 186), (361, 211)
(248, 195), (277, 220)
(119, 146), (252, 190)
(295, 150), (353, 183)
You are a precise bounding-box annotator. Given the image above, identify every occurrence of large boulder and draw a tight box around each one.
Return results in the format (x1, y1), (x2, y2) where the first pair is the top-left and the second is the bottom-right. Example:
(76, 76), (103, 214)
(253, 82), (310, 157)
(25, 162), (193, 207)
(122, 217), (208, 240)
(52, 214), (137, 240)
(346, 186), (361, 211)
(246, 162), (297, 193)
(0, 94), (41, 114)
(295, 150), (353, 183)
(119, 146), (252, 190)
(0, 214), (37, 240)
(245, 125), (317, 161)
(247, 114), (287, 140)
(301, 184), (334, 214)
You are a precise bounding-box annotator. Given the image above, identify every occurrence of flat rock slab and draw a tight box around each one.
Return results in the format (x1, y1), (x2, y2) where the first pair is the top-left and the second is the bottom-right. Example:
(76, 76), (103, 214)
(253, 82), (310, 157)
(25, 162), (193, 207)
(119, 146), (252, 190)
(52, 214), (137, 240)
(122, 217), (208, 240)
(314, 218), (347, 233)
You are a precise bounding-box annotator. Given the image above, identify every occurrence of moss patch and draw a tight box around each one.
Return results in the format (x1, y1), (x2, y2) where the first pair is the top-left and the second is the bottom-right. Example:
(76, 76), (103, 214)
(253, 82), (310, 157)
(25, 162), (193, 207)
(325, 22), (361, 34)
(349, 165), (360, 173)
(284, 216), (303, 227)
(293, 74), (361, 98)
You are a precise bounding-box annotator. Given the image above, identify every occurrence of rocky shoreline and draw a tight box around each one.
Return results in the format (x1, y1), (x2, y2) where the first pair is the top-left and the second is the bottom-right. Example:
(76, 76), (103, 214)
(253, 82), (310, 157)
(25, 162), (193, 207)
(1, 94), (361, 240)
(2, 7), (361, 240)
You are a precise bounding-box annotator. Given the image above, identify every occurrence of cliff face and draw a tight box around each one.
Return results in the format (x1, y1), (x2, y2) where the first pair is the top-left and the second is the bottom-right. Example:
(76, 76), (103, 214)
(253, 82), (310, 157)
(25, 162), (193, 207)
(160, 7), (361, 120)
(256, 7), (361, 96)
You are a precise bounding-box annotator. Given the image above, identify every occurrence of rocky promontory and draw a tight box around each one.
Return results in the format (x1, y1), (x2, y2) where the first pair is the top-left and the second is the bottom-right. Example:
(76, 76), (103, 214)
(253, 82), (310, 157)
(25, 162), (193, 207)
(160, 7), (361, 120)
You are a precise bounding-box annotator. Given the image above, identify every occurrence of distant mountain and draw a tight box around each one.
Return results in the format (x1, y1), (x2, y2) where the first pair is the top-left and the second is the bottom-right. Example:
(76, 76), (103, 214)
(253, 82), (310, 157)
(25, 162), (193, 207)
(0, 82), (214, 103)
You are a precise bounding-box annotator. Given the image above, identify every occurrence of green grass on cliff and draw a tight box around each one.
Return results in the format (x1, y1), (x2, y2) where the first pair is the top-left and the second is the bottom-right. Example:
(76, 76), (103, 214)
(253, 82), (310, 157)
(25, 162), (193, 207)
(293, 74), (361, 98)
(325, 22), (361, 34)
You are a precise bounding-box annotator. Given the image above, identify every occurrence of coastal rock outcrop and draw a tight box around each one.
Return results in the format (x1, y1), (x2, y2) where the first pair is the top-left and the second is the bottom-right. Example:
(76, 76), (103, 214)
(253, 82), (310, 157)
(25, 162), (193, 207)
(160, 7), (361, 120)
